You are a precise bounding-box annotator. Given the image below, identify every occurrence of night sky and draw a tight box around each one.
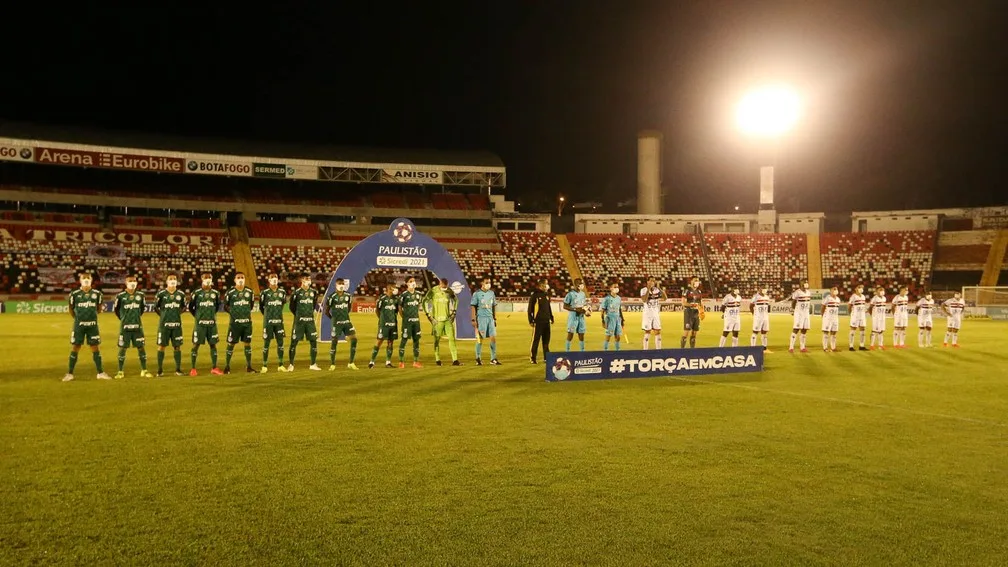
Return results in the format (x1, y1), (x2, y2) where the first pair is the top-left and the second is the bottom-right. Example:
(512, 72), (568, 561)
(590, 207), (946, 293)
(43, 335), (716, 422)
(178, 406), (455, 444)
(3, 1), (1005, 214)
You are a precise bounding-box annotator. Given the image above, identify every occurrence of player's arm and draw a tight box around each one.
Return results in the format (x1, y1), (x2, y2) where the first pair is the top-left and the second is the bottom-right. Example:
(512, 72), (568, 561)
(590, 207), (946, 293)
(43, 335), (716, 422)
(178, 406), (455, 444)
(67, 293), (75, 319)
(288, 290), (297, 314)
(661, 288), (669, 301)
(527, 293), (538, 324)
(492, 300), (497, 323)
(113, 294), (123, 320)
(820, 301), (827, 316)
(259, 292), (267, 314)
(448, 294), (458, 321)
(187, 293), (197, 316)
(223, 290), (232, 313)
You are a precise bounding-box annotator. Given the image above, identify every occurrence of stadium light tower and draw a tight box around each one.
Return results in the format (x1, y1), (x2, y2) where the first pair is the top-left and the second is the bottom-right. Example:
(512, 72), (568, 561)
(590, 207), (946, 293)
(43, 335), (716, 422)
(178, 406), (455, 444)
(735, 85), (801, 231)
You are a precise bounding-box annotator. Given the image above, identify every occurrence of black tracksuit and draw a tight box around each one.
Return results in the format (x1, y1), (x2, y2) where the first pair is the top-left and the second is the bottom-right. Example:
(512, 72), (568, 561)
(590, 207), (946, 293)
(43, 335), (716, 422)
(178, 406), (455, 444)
(527, 289), (553, 361)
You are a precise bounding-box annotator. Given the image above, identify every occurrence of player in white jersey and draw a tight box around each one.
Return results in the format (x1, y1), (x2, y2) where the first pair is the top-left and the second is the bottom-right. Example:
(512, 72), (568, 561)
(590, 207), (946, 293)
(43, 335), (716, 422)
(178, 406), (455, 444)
(640, 277), (668, 349)
(719, 288), (742, 347)
(942, 291), (965, 347)
(820, 286), (842, 352)
(847, 284), (869, 351)
(788, 281), (812, 353)
(916, 291), (935, 347)
(750, 286), (772, 351)
(869, 287), (888, 350)
(891, 286), (910, 348)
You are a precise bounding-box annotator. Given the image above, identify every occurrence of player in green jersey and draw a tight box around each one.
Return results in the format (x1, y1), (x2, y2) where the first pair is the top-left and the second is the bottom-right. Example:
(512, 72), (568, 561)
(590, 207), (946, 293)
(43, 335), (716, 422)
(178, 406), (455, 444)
(63, 272), (110, 381)
(112, 275), (152, 378)
(397, 276), (424, 367)
(325, 277), (359, 371)
(258, 272), (288, 373)
(189, 273), (223, 376)
(422, 277), (461, 366)
(154, 273), (187, 377)
(223, 272), (256, 374)
(369, 283), (400, 368)
(288, 274), (321, 371)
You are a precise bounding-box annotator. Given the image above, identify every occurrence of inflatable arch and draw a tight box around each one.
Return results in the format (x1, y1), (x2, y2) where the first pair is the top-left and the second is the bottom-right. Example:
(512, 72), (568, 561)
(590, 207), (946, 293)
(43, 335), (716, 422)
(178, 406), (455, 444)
(320, 218), (475, 340)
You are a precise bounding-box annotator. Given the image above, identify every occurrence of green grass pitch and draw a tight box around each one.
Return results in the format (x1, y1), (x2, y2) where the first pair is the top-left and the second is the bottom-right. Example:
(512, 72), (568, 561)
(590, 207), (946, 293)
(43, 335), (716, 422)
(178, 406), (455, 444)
(2, 311), (1007, 565)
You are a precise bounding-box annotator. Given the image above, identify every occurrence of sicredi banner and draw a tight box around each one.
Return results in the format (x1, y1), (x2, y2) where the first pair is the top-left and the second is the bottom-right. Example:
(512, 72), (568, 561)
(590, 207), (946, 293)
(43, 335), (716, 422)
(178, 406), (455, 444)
(6, 300), (70, 315)
(545, 346), (764, 382)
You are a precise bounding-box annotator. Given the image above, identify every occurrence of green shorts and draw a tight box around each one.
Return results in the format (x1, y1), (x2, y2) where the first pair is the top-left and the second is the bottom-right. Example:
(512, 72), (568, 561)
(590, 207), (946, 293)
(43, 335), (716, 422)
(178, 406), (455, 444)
(401, 320), (422, 340)
(262, 323), (285, 342)
(70, 323), (101, 346)
(118, 328), (146, 348)
(157, 326), (184, 348)
(292, 319), (318, 342)
(330, 320), (356, 341)
(377, 322), (398, 341)
(227, 321), (253, 344)
(192, 323), (220, 346)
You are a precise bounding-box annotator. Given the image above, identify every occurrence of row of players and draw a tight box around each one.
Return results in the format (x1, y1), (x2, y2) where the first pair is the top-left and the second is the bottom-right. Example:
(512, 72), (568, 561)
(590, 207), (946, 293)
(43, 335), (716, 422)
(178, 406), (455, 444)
(564, 278), (967, 357)
(61, 271), (506, 382)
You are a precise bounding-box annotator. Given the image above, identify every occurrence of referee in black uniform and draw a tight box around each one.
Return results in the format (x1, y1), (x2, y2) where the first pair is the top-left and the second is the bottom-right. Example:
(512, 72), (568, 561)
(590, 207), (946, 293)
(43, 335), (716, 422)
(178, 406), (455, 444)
(527, 279), (554, 363)
(681, 276), (704, 348)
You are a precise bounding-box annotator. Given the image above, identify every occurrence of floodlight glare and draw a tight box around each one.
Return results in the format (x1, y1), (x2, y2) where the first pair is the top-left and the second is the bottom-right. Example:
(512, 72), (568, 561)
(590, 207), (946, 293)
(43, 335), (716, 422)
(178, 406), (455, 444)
(736, 86), (801, 137)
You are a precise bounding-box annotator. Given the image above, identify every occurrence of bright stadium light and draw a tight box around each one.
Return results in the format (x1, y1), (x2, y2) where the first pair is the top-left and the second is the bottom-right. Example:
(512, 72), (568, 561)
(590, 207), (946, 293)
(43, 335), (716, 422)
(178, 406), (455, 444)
(736, 86), (801, 137)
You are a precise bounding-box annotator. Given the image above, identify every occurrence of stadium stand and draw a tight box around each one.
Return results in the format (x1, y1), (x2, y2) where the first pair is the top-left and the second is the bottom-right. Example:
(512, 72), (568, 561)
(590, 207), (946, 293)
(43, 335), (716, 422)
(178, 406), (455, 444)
(820, 231), (935, 296)
(451, 232), (571, 296)
(247, 221), (321, 240)
(704, 233), (808, 296)
(567, 233), (705, 293)
(0, 223), (234, 294)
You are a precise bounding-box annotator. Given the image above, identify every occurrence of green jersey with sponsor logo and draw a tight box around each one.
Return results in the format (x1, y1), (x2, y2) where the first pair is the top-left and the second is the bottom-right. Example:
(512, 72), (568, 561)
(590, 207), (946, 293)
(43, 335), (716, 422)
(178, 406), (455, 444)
(290, 287), (319, 320)
(259, 287), (287, 325)
(69, 288), (102, 324)
(398, 290), (423, 322)
(377, 294), (399, 326)
(190, 288), (220, 325)
(326, 291), (352, 323)
(225, 287), (254, 323)
(113, 290), (145, 330)
(155, 289), (186, 327)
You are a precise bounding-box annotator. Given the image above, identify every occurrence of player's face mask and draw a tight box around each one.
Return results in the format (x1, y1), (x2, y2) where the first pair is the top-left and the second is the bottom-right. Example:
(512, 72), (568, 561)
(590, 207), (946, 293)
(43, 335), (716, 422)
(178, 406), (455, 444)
(926, 293), (932, 299)
(126, 281), (137, 291)
(610, 287), (619, 296)
(301, 280), (311, 288)
(336, 283), (345, 292)
(202, 278), (212, 287)
(407, 281), (416, 290)
(482, 283), (491, 290)
(691, 280), (699, 288)
(80, 277), (92, 288)
(269, 277), (279, 286)
(440, 281), (447, 289)
(167, 279), (177, 289)
(392, 288), (399, 295)
(761, 289), (768, 295)
(235, 277), (245, 287)
(577, 283), (585, 291)
(733, 289), (740, 296)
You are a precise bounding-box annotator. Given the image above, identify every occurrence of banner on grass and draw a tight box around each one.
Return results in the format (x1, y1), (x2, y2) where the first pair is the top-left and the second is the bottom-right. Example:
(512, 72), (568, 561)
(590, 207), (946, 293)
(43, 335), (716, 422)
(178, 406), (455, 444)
(545, 346), (764, 382)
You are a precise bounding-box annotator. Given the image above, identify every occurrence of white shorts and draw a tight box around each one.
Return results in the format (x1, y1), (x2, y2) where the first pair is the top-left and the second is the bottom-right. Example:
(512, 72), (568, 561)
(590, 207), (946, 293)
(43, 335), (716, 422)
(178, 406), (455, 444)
(723, 316), (740, 332)
(642, 310), (662, 331)
(947, 315), (962, 330)
(917, 315), (933, 328)
(792, 311), (810, 330)
(893, 313), (909, 328)
(822, 315), (839, 333)
(849, 310), (866, 328)
(752, 314), (769, 332)
(872, 314), (887, 333)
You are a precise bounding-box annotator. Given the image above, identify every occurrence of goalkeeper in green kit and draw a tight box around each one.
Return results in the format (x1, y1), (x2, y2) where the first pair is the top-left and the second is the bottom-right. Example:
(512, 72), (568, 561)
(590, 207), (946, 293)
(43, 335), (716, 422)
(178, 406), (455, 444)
(113, 275), (152, 378)
(423, 277), (461, 366)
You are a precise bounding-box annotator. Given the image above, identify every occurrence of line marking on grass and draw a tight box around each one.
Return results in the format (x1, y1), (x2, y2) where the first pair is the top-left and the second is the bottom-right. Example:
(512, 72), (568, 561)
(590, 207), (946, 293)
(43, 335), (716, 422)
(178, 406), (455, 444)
(669, 376), (1008, 428)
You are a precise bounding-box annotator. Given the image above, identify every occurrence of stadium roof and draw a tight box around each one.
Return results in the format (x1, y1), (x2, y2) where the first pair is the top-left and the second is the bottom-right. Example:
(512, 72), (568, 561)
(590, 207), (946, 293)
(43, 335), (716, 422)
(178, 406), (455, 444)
(0, 121), (505, 169)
